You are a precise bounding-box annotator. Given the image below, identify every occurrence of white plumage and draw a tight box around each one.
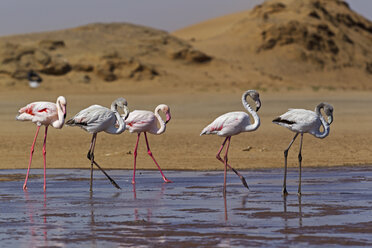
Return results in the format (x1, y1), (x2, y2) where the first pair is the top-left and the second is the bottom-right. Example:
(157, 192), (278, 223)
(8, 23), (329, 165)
(200, 111), (253, 137)
(273, 109), (322, 135)
(67, 104), (122, 134)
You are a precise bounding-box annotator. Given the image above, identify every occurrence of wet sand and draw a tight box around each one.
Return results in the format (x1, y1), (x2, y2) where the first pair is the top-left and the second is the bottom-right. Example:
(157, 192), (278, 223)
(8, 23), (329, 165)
(1, 90), (372, 170)
(0, 166), (372, 247)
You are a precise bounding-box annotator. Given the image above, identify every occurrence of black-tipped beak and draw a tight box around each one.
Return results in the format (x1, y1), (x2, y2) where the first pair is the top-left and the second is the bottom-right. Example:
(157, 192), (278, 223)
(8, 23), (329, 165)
(123, 106), (130, 120)
(328, 116), (333, 125)
(255, 99), (261, 112)
(64, 113), (66, 119)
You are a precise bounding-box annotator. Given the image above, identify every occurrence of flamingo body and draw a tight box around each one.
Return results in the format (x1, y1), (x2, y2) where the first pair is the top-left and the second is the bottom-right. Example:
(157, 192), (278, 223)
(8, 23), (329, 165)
(67, 105), (122, 134)
(273, 109), (323, 136)
(200, 111), (252, 137)
(17, 101), (66, 128)
(16, 96), (67, 191)
(125, 110), (159, 134)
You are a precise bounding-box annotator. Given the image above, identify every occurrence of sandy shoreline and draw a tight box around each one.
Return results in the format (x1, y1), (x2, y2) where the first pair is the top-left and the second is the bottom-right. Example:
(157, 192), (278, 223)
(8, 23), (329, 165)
(1, 89), (371, 170)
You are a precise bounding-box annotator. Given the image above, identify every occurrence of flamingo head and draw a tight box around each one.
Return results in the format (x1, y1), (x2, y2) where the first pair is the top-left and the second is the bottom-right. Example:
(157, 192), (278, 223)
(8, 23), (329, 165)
(158, 104), (171, 124)
(113, 97), (130, 119)
(57, 96), (67, 119)
(316, 102), (334, 125)
(247, 90), (261, 112)
(324, 103), (334, 124)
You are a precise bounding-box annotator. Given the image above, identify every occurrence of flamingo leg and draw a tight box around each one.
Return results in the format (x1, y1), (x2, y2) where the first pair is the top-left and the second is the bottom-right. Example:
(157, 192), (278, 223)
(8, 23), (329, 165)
(144, 132), (172, 183)
(87, 133), (121, 190)
(132, 133), (141, 184)
(87, 133), (97, 191)
(23, 125), (41, 190)
(223, 136), (231, 196)
(42, 126), (48, 191)
(297, 133), (303, 195)
(283, 132), (299, 195)
(216, 137), (249, 190)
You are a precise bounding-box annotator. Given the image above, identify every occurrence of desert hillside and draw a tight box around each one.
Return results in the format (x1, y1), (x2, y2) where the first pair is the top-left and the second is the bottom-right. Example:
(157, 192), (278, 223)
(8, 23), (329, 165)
(0, 0), (371, 93)
(174, 0), (372, 90)
(0, 23), (213, 93)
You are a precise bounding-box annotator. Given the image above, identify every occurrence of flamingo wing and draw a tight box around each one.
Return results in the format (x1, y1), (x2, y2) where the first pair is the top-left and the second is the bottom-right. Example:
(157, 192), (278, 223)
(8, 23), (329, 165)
(201, 112), (249, 137)
(125, 110), (155, 133)
(273, 109), (319, 133)
(67, 105), (115, 133)
(17, 101), (57, 125)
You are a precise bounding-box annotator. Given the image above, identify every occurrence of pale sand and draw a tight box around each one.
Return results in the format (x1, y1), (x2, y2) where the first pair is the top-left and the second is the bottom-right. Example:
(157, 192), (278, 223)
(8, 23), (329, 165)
(1, 89), (371, 170)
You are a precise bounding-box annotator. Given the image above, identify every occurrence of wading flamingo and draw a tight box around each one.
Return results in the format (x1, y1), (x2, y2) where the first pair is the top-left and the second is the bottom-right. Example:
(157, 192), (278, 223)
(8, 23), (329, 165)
(200, 90), (261, 194)
(16, 96), (67, 191)
(66, 98), (129, 191)
(124, 104), (172, 184)
(273, 102), (334, 195)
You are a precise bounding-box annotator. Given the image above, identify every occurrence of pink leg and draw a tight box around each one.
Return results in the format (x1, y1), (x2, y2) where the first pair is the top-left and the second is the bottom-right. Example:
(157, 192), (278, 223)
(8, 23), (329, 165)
(216, 137), (249, 190)
(216, 137), (229, 161)
(144, 132), (172, 183)
(42, 126), (48, 191)
(23, 125), (41, 190)
(132, 133), (141, 184)
(223, 137), (231, 196)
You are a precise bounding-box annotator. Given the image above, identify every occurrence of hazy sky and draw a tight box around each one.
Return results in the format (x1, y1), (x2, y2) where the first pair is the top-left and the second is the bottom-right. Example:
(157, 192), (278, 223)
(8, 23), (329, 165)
(0, 0), (371, 36)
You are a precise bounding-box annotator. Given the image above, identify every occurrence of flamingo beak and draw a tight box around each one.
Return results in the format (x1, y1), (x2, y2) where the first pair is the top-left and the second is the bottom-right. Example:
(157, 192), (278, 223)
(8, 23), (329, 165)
(165, 112), (171, 124)
(255, 99), (261, 112)
(63, 105), (67, 119)
(123, 106), (130, 120)
(328, 115), (333, 125)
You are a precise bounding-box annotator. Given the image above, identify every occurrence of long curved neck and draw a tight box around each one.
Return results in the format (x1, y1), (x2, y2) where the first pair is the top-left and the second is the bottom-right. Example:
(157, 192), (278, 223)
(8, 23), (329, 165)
(52, 99), (65, 129)
(242, 91), (260, 132)
(313, 105), (330, 139)
(154, 106), (166, 135)
(106, 103), (126, 134)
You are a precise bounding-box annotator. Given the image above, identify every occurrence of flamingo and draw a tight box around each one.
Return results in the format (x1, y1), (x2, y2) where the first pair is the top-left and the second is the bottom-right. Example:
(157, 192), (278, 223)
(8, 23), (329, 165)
(200, 90), (261, 194)
(66, 98), (129, 191)
(16, 96), (67, 191)
(273, 102), (334, 195)
(124, 104), (172, 184)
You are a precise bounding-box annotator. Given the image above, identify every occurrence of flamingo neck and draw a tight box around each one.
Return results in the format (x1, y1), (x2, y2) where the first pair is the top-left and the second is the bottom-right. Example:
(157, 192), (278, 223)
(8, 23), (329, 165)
(52, 98), (65, 129)
(154, 105), (166, 135)
(242, 91), (260, 132)
(105, 106), (126, 134)
(313, 105), (330, 139)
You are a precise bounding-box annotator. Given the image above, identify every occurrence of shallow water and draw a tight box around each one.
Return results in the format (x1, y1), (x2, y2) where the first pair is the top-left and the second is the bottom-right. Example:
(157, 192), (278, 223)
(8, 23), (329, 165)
(0, 166), (372, 247)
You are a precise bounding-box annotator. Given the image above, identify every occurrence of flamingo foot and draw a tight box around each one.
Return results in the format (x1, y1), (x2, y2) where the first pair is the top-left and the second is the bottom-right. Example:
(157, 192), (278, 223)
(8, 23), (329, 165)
(132, 180), (136, 185)
(282, 187), (288, 196)
(23, 184), (28, 191)
(43, 185), (46, 192)
(163, 177), (172, 183)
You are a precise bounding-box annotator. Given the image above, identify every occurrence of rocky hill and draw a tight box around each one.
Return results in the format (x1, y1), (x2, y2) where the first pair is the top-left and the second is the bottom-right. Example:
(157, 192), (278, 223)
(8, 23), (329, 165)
(0, 23), (211, 90)
(174, 0), (372, 90)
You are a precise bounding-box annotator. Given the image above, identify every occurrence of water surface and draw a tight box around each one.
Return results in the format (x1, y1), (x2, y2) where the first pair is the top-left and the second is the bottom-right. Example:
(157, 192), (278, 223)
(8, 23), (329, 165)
(0, 166), (371, 247)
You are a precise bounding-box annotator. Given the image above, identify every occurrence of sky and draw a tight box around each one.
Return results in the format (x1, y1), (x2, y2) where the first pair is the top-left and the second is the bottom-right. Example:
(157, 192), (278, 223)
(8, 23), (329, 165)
(0, 0), (371, 37)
